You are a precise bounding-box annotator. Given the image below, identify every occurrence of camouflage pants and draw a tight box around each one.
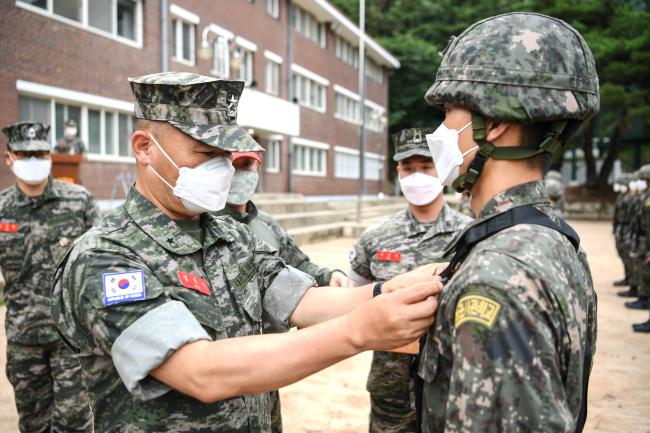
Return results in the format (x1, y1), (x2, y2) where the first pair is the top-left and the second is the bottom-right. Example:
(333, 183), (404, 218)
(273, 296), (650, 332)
(5, 339), (92, 433)
(615, 237), (632, 278)
(270, 390), (282, 433)
(640, 258), (650, 298)
(367, 351), (416, 433)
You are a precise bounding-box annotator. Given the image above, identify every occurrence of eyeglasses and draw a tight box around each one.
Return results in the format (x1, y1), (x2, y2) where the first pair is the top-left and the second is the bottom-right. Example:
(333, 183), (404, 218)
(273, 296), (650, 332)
(10, 151), (50, 159)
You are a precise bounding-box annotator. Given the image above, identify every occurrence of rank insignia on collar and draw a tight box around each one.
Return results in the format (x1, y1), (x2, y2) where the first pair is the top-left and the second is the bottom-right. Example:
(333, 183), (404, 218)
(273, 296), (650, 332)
(376, 250), (401, 262)
(178, 271), (211, 296)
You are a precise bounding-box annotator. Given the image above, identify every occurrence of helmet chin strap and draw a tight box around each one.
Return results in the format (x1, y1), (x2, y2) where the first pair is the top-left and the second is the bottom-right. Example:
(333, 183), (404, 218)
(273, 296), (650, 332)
(452, 112), (568, 193)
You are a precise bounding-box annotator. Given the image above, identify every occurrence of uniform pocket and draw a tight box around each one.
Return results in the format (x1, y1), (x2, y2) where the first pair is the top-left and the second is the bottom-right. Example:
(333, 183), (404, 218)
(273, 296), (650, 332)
(0, 231), (26, 272)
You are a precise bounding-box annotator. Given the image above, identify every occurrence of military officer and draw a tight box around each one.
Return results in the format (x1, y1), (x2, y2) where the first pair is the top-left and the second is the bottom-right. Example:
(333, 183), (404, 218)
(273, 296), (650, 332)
(54, 118), (85, 154)
(349, 128), (471, 433)
(220, 150), (354, 432)
(417, 13), (598, 433)
(50, 72), (441, 433)
(1, 121), (98, 432)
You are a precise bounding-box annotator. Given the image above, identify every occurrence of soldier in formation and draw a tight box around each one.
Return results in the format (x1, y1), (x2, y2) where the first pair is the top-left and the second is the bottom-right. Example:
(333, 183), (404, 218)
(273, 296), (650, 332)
(416, 12), (598, 432)
(50, 72), (441, 432)
(1, 121), (98, 432)
(612, 173), (632, 287)
(624, 166), (650, 315)
(349, 128), (471, 433)
(219, 150), (354, 432)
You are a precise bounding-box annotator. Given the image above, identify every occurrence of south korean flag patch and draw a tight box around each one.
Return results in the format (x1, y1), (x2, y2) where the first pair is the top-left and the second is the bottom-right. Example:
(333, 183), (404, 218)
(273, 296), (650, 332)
(103, 270), (145, 305)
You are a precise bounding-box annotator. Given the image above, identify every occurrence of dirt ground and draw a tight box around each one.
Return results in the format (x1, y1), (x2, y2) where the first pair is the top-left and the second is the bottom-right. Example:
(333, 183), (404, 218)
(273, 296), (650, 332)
(1, 220), (649, 432)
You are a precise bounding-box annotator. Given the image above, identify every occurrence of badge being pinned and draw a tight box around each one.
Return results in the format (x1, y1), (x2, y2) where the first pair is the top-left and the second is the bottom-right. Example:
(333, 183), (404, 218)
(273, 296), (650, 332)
(103, 270), (145, 305)
(455, 295), (501, 329)
(0, 223), (18, 233)
(178, 271), (211, 296)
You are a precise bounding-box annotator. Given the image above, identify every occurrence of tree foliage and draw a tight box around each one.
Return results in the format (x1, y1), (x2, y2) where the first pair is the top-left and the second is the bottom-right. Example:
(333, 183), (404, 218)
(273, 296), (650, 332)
(331, 0), (650, 186)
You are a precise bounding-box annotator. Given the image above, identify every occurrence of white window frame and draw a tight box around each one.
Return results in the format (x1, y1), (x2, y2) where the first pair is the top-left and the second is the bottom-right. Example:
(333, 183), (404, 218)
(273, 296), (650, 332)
(16, 79), (135, 163)
(171, 5), (199, 66)
(291, 64), (328, 113)
(334, 35), (359, 69)
(266, 135), (282, 173)
(264, 51), (282, 96)
(334, 146), (360, 179)
(292, 5), (326, 48)
(292, 137), (328, 177)
(266, 0), (280, 19)
(16, 0), (143, 48)
(212, 35), (230, 78)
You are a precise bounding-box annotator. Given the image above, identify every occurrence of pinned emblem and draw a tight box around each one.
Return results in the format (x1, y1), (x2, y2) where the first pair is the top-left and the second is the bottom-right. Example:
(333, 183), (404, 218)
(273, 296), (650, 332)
(178, 271), (211, 296)
(412, 130), (422, 143)
(0, 223), (19, 233)
(102, 270), (146, 305)
(58, 237), (69, 247)
(26, 127), (36, 139)
(454, 295), (501, 329)
(227, 95), (238, 118)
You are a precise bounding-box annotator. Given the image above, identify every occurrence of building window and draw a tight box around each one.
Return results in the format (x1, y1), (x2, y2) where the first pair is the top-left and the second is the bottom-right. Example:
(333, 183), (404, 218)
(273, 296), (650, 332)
(266, 137), (281, 173)
(335, 36), (359, 69)
(233, 46), (253, 85)
(364, 154), (384, 181)
(212, 36), (230, 78)
(292, 140), (327, 176)
(265, 60), (280, 96)
(292, 73), (327, 112)
(292, 5), (326, 48)
(335, 93), (360, 124)
(266, 0), (280, 18)
(172, 18), (196, 65)
(334, 149), (359, 179)
(366, 58), (384, 84)
(365, 105), (386, 132)
(18, 94), (133, 159)
(17, 0), (142, 45)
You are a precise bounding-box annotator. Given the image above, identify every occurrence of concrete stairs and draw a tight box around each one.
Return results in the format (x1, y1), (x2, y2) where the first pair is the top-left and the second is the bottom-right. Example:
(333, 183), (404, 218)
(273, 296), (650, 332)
(253, 193), (407, 245)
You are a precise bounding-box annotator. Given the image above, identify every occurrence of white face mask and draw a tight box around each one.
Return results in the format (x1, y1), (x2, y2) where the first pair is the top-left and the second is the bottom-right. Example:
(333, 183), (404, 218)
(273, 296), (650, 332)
(399, 172), (443, 206)
(426, 121), (477, 187)
(64, 127), (77, 137)
(10, 156), (51, 185)
(638, 180), (648, 191)
(148, 133), (235, 214)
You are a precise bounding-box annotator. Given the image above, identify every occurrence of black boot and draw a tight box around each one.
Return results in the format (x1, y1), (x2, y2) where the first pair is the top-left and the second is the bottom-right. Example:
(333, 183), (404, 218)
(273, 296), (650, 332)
(614, 277), (629, 286)
(625, 297), (649, 309)
(618, 286), (638, 297)
(632, 320), (650, 333)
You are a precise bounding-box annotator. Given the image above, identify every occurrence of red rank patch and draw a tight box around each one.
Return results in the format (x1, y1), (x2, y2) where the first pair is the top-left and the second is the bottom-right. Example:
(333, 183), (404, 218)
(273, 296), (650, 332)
(376, 250), (401, 262)
(0, 223), (18, 233)
(177, 271), (211, 296)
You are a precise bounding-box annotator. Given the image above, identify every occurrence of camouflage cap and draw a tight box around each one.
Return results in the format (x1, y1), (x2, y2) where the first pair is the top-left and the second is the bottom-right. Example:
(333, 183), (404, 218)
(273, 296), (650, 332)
(638, 164), (650, 181)
(2, 121), (51, 152)
(425, 12), (600, 123)
(129, 72), (263, 152)
(392, 128), (435, 161)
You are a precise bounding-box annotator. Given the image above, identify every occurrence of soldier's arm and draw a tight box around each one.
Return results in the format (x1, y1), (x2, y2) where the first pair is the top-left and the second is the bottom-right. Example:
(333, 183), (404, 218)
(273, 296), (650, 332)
(441, 283), (575, 433)
(84, 193), (101, 228)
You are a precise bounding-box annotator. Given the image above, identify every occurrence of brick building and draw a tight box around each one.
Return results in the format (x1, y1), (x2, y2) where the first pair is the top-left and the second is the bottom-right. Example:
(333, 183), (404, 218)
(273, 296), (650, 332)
(0, 0), (399, 199)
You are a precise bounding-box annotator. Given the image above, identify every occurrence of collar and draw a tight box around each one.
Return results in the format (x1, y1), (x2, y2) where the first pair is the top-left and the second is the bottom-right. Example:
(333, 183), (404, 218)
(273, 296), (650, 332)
(405, 203), (456, 238)
(11, 176), (58, 207)
(477, 180), (550, 220)
(218, 201), (258, 224)
(123, 187), (232, 255)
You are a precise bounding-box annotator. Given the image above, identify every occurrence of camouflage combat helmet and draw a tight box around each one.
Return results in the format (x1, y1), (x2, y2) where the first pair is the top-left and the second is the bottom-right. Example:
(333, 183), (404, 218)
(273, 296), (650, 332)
(615, 173), (631, 185)
(545, 178), (564, 199)
(426, 12), (600, 192)
(392, 128), (434, 161)
(638, 164), (650, 181)
(129, 72), (263, 152)
(2, 121), (51, 152)
(546, 170), (563, 182)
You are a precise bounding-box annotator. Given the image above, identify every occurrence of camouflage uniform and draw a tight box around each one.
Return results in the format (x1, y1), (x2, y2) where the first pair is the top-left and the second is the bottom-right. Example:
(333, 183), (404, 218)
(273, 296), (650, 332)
(1, 121), (97, 433)
(419, 13), (599, 432)
(626, 166), (650, 309)
(350, 128), (471, 433)
(613, 174), (632, 283)
(51, 72), (313, 432)
(220, 201), (339, 433)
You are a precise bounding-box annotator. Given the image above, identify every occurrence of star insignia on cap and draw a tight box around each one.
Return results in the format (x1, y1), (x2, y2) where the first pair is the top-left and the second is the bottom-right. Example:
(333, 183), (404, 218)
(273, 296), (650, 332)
(413, 130), (422, 143)
(227, 95), (238, 118)
(26, 127), (36, 139)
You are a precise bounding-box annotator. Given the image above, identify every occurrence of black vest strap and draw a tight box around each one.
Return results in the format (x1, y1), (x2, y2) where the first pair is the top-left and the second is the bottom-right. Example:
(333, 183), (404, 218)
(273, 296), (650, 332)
(414, 204), (588, 433)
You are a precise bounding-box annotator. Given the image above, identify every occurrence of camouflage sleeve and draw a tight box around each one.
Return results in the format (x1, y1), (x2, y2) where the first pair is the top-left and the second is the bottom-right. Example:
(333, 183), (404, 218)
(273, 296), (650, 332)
(251, 235), (315, 330)
(52, 248), (211, 400)
(443, 284), (574, 432)
(84, 193), (101, 228)
(349, 232), (373, 283)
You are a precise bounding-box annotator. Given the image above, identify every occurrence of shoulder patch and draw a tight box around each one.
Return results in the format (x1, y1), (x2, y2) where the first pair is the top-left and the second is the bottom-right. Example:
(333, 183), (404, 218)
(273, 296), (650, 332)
(348, 246), (357, 263)
(103, 270), (146, 305)
(455, 295), (501, 329)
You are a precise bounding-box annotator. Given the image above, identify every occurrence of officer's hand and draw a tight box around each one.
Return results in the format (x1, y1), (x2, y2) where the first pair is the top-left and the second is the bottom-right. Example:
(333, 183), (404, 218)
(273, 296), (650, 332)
(329, 271), (355, 288)
(347, 279), (441, 351)
(382, 263), (440, 293)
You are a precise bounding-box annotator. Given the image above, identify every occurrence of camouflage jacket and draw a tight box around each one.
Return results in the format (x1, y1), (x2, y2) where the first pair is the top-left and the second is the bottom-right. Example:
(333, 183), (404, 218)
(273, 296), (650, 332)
(628, 193), (648, 255)
(613, 194), (626, 238)
(350, 203), (471, 284)
(220, 201), (334, 286)
(54, 137), (85, 154)
(0, 178), (98, 344)
(419, 181), (597, 433)
(51, 187), (314, 433)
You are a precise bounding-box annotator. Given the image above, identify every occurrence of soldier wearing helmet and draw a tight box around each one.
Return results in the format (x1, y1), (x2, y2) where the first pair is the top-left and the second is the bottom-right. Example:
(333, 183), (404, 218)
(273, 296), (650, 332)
(632, 165), (650, 332)
(416, 13), (598, 432)
(545, 170), (565, 216)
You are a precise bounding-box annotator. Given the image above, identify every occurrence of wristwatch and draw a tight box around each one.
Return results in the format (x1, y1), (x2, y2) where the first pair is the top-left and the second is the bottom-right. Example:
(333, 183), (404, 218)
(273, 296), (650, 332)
(372, 281), (384, 297)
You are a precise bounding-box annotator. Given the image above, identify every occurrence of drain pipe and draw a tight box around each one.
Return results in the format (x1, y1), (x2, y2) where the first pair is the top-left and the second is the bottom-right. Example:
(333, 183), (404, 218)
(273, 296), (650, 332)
(161, 0), (169, 72)
(286, 0), (294, 193)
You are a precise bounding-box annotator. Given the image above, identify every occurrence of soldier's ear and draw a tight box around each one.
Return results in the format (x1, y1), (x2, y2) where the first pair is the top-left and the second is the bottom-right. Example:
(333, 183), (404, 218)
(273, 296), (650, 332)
(3, 150), (12, 167)
(131, 130), (153, 165)
(485, 121), (513, 145)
